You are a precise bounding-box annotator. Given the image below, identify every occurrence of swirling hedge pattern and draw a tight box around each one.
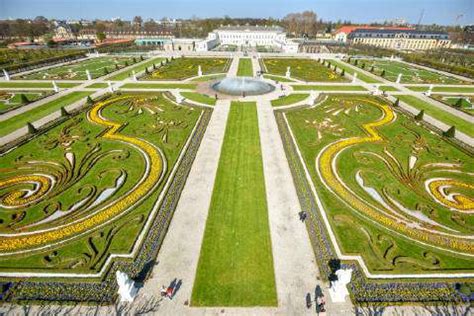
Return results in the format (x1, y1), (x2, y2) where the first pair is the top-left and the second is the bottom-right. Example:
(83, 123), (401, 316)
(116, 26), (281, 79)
(275, 109), (465, 304)
(0, 99), (212, 303)
(316, 98), (473, 255)
(0, 96), (164, 254)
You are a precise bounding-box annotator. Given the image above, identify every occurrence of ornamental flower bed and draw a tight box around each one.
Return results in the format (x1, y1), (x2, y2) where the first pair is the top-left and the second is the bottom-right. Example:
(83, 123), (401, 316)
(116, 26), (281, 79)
(274, 107), (467, 305)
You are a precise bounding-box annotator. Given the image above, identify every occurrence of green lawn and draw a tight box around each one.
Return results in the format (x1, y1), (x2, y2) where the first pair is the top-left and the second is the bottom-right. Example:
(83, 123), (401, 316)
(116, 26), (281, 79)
(17, 57), (138, 80)
(351, 59), (465, 84)
(84, 83), (108, 89)
(0, 91), (92, 137)
(108, 57), (165, 81)
(191, 74), (226, 82)
(406, 86), (474, 93)
(292, 85), (366, 91)
(120, 83), (197, 90)
(181, 92), (216, 105)
(143, 57), (230, 80)
(397, 95), (474, 137)
(263, 58), (347, 82)
(271, 93), (309, 107)
(192, 102), (277, 307)
(0, 91), (52, 112)
(380, 85), (399, 92)
(237, 58), (253, 77)
(263, 74), (296, 82)
(331, 60), (381, 84)
(0, 82), (79, 89)
(434, 96), (474, 115)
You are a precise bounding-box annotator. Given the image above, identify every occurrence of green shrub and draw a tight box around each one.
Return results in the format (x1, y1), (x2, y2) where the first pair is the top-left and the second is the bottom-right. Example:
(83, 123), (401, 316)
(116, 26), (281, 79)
(415, 110), (424, 121)
(19, 93), (29, 104)
(27, 122), (37, 134)
(60, 106), (69, 116)
(86, 95), (94, 105)
(443, 126), (456, 137)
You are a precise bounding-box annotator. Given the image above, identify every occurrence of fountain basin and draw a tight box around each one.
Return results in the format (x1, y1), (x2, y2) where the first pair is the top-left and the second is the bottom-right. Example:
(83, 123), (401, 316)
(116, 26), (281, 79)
(212, 77), (275, 96)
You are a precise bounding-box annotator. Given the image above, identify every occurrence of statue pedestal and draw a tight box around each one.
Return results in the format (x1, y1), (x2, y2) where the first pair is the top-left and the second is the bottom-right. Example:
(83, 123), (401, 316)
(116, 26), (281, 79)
(116, 271), (138, 302)
(328, 269), (352, 303)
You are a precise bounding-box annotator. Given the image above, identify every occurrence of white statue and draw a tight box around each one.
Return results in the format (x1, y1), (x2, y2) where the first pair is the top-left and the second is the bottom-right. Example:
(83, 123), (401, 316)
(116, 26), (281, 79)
(352, 72), (358, 83)
(3, 69), (10, 81)
(425, 84), (434, 96)
(328, 268), (353, 302)
(108, 81), (114, 93)
(176, 90), (184, 104)
(132, 70), (138, 81)
(198, 65), (203, 77)
(396, 73), (402, 84)
(86, 69), (92, 81)
(116, 271), (138, 302)
(52, 81), (59, 93)
(285, 66), (291, 79)
(309, 91), (318, 105)
(373, 84), (381, 95)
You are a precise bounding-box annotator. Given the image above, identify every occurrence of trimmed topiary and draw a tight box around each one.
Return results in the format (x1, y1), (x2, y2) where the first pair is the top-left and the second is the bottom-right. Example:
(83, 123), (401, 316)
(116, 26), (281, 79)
(27, 122), (37, 134)
(393, 98), (399, 107)
(19, 93), (29, 104)
(415, 109), (424, 121)
(443, 126), (456, 137)
(103, 67), (109, 75)
(381, 70), (386, 77)
(454, 98), (463, 108)
(86, 95), (94, 105)
(60, 106), (69, 116)
(341, 69), (345, 77)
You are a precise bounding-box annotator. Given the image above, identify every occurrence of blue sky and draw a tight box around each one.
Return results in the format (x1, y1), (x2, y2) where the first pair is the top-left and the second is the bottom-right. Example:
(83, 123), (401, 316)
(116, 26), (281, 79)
(0, 0), (472, 25)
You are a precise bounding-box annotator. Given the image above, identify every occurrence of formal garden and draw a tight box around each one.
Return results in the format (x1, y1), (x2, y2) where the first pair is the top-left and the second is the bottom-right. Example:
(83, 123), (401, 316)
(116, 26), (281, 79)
(142, 57), (231, 81)
(0, 90), (53, 113)
(347, 58), (468, 84)
(0, 92), (211, 302)
(15, 56), (142, 80)
(276, 94), (473, 303)
(432, 95), (474, 115)
(0, 48), (86, 74)
(262, 58), (347, 82)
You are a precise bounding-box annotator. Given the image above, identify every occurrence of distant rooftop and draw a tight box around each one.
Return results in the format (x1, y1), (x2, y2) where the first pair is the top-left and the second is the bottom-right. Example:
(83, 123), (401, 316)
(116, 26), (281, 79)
(336, 25), (414, 34)
(216, 25), (284, 32)
(349, 28), (449, 39)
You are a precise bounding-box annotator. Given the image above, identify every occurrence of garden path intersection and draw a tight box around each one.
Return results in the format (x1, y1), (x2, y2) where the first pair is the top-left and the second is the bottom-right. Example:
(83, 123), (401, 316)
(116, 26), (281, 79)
(0, 50), (473, 314)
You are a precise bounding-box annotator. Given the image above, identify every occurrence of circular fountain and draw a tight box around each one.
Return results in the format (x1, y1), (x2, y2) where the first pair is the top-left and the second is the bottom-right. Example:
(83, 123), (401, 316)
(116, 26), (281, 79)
(212, 77), (275, 96)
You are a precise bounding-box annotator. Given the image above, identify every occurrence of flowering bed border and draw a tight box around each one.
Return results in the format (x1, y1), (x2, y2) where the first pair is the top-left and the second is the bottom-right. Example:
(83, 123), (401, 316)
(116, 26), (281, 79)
(0, 104), (212, 304)
(274, 105), (470, 305)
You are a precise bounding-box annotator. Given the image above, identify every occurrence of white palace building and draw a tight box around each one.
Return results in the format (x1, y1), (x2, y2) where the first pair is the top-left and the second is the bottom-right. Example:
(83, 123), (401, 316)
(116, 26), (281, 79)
(195, 25), (299, 53)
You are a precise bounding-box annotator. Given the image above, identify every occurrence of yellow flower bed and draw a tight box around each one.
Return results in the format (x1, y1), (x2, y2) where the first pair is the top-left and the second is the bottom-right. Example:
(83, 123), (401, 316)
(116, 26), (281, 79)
(317, 98), (474, 254)
(0, 175), (52, 208)
(428, 179), (474, 211)
(0, 96), (164, 253)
